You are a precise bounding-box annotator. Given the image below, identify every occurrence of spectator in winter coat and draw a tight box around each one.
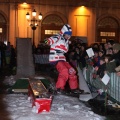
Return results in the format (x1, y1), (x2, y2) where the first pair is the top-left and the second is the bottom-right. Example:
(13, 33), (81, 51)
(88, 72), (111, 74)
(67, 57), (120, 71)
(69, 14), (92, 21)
(115, 65), (120, 76)
(79, 44), (87, 69)
(96, 57), (106, 78)
(73, 47), (80, 68)
(69, 50), (77, 68)
(93, 50), (100, 67)
(108, 48), (113, 55)
(104, 54), (116, 73)
(98, 50), (104, 58)
(104, 43), (109, 55)
(107, 40), (115, 49)
(112, 43), (120, 67)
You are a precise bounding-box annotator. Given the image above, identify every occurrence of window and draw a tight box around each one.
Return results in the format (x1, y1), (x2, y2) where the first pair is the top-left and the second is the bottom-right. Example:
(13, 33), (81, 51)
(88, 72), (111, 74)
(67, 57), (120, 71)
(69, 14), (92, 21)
(45, 30), (60, 35)
(100, 32), (115, 37)
(0, 28), (2, 33)
(101, 39), (106, 43)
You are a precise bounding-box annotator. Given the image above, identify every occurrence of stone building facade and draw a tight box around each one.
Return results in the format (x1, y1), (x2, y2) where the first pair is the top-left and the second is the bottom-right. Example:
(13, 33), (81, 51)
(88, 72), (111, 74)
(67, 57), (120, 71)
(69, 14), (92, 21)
(0, 0), (120, 46)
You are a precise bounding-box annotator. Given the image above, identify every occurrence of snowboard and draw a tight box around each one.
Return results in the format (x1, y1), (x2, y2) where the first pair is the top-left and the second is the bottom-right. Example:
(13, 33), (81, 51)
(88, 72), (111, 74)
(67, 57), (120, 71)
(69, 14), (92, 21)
(40, 79), (90, 98)
(60, 91), (90, 98)
(50, 89), (90, 98)
(36, 72), (90, 98)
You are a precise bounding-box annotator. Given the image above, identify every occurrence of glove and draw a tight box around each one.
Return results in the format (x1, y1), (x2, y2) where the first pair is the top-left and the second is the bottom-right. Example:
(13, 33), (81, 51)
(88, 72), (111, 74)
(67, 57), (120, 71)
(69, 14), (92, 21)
(44, 39), (50, 45)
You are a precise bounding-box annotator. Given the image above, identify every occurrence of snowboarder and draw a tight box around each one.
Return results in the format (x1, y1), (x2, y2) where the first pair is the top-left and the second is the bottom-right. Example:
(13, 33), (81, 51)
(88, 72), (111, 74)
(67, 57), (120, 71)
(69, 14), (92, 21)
(44, 24), (84, 95)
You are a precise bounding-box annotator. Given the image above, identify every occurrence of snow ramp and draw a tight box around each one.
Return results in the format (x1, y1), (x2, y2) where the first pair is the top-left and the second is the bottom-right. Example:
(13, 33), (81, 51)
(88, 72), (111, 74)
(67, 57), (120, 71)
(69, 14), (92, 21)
(77, 67), (93, 101)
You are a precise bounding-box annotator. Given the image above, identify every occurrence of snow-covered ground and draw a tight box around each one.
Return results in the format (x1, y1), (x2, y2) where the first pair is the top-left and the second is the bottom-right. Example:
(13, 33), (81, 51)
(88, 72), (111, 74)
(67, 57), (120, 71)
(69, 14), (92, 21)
(0, 94), (106, 120)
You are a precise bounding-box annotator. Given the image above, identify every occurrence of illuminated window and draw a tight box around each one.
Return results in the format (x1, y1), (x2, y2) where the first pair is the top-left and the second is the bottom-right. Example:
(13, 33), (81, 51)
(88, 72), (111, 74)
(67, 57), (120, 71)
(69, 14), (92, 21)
(100, 32), (115, 36)
(45, 30), (60, 35)
(0, 28), (2, 33)
(101, 39), (106, 43)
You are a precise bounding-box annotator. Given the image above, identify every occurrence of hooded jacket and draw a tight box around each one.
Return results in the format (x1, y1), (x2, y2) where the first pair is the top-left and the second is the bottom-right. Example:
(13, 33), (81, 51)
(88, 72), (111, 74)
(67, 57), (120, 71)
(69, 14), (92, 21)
(47, 24), (72, 62)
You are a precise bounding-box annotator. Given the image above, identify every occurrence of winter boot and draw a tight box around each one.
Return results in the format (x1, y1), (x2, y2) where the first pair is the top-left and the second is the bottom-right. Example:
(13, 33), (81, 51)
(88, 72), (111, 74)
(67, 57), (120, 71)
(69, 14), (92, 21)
(71, 89), (84, 94)
(56, 88), (65, 95)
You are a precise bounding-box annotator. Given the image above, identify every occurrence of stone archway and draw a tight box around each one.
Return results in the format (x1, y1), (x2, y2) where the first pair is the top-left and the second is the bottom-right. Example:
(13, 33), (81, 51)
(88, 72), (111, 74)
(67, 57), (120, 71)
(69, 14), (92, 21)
(41, 14), (66, 42)
(0, 13), (7, 43)
(96, 16), (119, 43)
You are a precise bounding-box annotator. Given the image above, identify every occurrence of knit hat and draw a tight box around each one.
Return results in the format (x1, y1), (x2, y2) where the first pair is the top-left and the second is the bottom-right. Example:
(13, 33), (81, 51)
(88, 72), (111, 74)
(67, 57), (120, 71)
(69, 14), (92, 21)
(113, 43), (120, 51)
(60, 24), (72, 36)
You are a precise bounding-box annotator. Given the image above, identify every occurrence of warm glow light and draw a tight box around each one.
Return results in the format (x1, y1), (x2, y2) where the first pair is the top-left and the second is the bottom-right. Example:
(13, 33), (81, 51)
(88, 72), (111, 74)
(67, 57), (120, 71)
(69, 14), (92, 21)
(35, 23), (38, 26)
(0, 28), (2, 33)
(73, 6), (88, 36)
(38, 13), (42, 20)
(32, 9), (36, 17)
(26, 9), (43, 35)
(79, 6), (86, 14)
(26, 12), (30, 19)
(81, 6), (85, 8)
(19, 3), (30, 9)
(23, 2), (27, 5)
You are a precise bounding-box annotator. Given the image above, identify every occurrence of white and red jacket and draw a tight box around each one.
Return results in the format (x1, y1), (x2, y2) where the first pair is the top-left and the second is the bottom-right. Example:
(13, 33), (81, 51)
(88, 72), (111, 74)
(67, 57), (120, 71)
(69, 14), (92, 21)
(47, 33), (69, 62)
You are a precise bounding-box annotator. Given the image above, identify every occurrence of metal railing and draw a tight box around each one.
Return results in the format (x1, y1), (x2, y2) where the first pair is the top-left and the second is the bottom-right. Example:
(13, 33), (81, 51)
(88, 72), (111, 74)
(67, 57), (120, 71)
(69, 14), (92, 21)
(85, 65), (120, 103)
(34, 54), (49, 64)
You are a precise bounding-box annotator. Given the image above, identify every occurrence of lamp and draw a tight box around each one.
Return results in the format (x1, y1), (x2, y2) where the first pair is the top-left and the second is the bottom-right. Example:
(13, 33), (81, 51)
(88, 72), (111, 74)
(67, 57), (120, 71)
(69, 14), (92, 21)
(22, 0), (27, 5)
(26, 9), (42, 46)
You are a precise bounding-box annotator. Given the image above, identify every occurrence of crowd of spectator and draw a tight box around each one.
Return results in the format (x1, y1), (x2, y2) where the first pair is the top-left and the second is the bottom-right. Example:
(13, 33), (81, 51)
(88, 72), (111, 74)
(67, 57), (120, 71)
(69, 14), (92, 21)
(0, 41), (16, 76)
(64, 39), (120, 79)
(34, 43), (50, 54)
(34, 39), (120, 79)
(35, 39), (120, 78)
(1, 39), (120, 79)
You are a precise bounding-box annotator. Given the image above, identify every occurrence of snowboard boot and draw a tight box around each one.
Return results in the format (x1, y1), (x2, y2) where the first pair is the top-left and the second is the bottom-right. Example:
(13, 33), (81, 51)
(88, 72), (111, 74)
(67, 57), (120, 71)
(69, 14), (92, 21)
(71, 89), (84, 94)
(56, 88), (65, 95)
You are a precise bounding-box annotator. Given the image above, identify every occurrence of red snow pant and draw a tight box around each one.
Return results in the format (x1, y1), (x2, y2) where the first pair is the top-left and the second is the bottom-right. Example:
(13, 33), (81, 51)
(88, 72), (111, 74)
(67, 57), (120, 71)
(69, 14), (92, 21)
(55, 61), (78, 90)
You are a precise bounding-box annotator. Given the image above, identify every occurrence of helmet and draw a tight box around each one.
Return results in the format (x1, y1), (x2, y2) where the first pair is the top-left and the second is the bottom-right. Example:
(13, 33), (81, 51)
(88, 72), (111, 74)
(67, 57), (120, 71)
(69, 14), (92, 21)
(60, 24), (72, 36)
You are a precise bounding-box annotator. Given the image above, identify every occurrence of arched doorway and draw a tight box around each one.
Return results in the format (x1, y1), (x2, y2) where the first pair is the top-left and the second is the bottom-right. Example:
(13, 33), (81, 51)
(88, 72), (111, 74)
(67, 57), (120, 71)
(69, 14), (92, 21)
(41, 14), (64, 42)
(0, 14), (7, 43)
(96, 17), (119, 43)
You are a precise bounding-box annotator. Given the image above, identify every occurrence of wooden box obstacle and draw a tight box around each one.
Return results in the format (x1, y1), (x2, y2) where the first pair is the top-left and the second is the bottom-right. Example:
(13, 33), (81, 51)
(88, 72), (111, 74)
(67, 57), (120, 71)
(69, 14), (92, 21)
(28, 79), (52, 113)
